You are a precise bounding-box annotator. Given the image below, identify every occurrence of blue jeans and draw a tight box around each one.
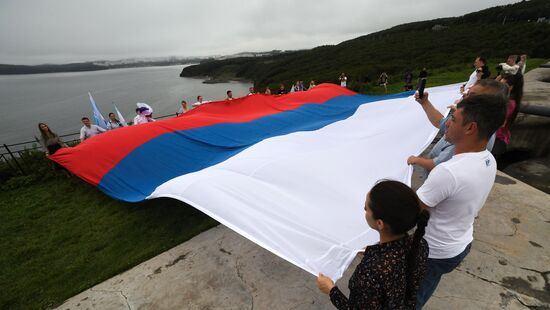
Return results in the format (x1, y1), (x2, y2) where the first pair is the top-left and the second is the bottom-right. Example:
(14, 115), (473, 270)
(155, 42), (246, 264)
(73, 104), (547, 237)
(416, 243), (472, 309)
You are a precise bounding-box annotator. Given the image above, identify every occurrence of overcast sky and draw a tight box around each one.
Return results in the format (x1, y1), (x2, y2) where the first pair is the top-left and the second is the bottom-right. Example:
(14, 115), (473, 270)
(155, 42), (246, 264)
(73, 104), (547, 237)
(0, 0), (520, 65)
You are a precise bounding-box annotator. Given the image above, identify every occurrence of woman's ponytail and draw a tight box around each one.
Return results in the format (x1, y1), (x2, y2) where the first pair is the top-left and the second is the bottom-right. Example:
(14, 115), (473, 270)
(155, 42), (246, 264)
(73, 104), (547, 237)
(405, 208), (430, 304)
(413, 209), (430, 246)
(368, 180), (430, 306)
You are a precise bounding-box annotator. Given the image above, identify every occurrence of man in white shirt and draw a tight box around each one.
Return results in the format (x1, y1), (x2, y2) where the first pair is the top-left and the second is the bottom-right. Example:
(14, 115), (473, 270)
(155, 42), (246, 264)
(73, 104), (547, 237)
(79, 117), (106, 142)
(407, 79), (508, 176)
(192, 95), (206, 107)
(461, 56), (487, 93)
(415, 94), (507, 308)
(498, 54), (527, 76)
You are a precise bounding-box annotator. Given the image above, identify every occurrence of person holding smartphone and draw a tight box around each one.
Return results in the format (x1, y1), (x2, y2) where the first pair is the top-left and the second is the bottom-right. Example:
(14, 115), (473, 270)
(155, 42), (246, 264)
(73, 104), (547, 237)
(407, 79), (508, 177)
(415, 95), (507, 308)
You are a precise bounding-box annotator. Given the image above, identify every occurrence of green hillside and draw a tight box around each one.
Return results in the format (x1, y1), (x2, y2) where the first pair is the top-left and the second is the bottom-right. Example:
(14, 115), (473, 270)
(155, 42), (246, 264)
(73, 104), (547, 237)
(180, 0), (550, 93)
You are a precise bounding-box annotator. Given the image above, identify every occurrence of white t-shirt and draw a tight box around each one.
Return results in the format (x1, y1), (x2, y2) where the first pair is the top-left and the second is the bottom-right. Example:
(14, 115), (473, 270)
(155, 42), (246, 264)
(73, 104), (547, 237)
(417, 150), (496, 259)
(80, 125), (105, 140)
(133, 115), (147, 125)
(500, 63), (520, 75)
(464, 69), (478, 91)
(192, 100), (209, 107)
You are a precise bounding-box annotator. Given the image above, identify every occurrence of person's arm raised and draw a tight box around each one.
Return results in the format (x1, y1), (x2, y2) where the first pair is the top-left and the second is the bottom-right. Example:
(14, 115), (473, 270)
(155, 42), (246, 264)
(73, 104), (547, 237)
(415, 92), (444, 129)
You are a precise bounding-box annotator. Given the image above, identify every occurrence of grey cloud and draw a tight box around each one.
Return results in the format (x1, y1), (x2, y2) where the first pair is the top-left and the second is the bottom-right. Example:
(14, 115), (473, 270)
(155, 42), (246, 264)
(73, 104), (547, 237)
(0, 0), (520, 64)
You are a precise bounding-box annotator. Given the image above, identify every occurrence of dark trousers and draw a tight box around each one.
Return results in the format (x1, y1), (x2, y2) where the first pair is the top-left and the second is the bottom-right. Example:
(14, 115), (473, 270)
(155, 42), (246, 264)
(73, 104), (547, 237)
(47, 143), (62, 155)
(416, 243), (472, 309)
(491, 138), (507, 159)
(47, 144), (63, 170)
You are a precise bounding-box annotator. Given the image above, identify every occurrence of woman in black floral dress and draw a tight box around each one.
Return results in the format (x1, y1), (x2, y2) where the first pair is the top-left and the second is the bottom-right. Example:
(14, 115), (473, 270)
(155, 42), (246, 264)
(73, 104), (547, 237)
(317, 180), (430, 309)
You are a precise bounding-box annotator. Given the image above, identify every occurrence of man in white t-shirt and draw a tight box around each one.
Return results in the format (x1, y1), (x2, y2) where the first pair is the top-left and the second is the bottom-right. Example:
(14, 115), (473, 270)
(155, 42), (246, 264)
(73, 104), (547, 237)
(407, 79), (508, 176)
(498, 54), (527, 76)
(415, 94), (507, 309)
(79, 117), (106, 142)
(461, 56), (487, 93)
(192, 95), (205, 107)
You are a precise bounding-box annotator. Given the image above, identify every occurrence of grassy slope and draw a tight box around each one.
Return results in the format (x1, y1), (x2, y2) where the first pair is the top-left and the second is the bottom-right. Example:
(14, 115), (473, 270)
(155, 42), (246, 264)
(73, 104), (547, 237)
(0, 176), (217, 309)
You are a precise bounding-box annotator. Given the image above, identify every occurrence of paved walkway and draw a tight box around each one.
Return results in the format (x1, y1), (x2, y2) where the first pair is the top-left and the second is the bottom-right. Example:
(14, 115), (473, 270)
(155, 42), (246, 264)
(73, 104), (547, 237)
(55, 170), (549, 310)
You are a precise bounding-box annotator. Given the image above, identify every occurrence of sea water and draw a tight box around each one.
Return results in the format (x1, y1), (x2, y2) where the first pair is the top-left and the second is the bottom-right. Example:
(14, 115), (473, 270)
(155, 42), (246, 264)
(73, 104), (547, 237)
(0, 65), (251, 145)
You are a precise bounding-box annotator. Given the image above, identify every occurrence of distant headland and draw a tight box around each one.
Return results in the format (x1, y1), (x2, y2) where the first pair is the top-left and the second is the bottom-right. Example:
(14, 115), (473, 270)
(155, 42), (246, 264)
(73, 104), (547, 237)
(0, 51), (285, 75)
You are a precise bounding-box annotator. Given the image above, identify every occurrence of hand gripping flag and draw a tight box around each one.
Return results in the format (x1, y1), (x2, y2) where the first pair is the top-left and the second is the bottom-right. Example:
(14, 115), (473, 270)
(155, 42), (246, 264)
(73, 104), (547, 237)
(51, 83), (460, 280)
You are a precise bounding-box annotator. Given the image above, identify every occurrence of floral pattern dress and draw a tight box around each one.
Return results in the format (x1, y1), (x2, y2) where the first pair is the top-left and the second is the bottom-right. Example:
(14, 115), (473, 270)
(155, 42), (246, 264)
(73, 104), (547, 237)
(329, 235), (428, 309)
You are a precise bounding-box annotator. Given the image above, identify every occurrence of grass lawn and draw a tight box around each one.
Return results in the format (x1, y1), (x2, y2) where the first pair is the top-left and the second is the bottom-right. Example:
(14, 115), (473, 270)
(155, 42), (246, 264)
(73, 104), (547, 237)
(0, 175), (217, 309)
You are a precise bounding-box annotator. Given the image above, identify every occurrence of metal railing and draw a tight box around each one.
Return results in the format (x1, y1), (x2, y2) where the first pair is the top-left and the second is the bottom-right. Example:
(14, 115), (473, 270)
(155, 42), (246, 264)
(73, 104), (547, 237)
(0, 113), (178, 175)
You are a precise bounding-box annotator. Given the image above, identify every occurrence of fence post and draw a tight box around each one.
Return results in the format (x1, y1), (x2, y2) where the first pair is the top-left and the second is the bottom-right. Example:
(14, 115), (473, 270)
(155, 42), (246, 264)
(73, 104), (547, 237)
(3, 144), (25, 175)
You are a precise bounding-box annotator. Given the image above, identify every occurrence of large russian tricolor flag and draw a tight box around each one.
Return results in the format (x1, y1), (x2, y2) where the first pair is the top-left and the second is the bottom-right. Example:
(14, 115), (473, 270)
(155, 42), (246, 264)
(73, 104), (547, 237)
(51, 83), (459, 280)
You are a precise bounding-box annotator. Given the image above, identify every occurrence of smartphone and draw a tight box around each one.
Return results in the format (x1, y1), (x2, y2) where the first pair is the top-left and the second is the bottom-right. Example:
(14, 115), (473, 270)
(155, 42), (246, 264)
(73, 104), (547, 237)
(418, 78), (427, 99)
